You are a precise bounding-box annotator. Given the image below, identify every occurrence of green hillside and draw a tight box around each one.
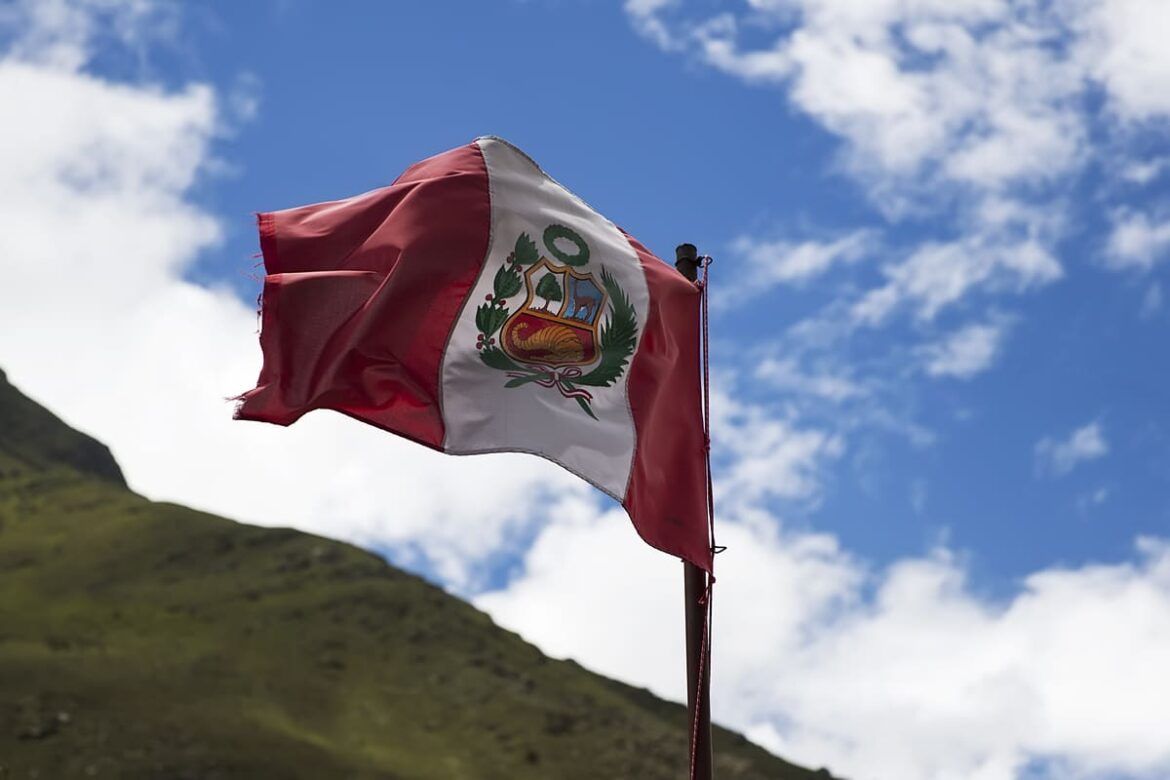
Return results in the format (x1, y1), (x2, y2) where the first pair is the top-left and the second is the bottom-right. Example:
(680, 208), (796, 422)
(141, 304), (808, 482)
(0, 368), (837, 779)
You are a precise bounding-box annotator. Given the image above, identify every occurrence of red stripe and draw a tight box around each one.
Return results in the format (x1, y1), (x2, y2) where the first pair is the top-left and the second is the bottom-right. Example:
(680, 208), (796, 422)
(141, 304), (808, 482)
(235, 143), (491, 450)
(622, 234), (714, 573)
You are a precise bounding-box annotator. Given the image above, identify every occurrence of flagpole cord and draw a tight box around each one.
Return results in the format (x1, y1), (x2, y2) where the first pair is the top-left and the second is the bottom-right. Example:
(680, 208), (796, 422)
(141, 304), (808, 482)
(688, 255), (719, 780)
(688, 591), (713, 779)
(699, 255), (720, 559)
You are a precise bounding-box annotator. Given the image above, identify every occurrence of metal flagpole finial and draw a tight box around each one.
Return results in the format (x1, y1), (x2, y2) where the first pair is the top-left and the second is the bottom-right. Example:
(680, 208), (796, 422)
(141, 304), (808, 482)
(676, 243), (700, 282)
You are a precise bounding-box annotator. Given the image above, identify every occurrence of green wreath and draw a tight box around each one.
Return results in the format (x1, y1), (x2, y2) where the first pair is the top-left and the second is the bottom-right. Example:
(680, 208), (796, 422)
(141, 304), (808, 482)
(543, 224), (590, 267)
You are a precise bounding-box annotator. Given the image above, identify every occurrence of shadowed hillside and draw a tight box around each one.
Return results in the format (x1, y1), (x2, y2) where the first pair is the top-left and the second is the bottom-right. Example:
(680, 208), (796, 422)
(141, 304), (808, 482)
(0, 369), (838, 779)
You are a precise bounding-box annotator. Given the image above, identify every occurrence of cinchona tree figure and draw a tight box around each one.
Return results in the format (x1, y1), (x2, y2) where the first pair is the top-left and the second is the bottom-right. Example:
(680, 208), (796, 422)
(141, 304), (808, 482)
(536, 272), (563, 311)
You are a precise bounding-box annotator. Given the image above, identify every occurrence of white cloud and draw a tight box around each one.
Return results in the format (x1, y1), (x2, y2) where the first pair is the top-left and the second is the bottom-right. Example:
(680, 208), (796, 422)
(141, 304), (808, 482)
(712, 392), (844, 509)
(1121, 157), (1170, 186)
(672, 2), (1090, 195)
(1035, 421), (1110, 478)
(1079, 0), (1170, 121)
(922, 321), (1008, 380)
(479, 509), (1170, 780)
(622, 0), (679, 50)
(0, 0), (174, 72)
(717, 231), (873, 306)
(1106, 209), (1170, 271)
(0, 0), (580, 591)
(755, 357), (864, 403)
(852, 236), (1061, 324)
(630, 1), (1170, 192)
(626, 0), (1170, 316)
(477, 506), (863, 754)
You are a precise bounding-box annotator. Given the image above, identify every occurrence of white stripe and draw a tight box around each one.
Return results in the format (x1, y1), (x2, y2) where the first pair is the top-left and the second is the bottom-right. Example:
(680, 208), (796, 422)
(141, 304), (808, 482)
(440, 137), (648, 500)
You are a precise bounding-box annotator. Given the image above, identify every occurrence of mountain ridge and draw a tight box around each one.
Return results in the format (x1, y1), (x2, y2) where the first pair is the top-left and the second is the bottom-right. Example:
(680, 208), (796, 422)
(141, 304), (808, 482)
(0, 369), (124, 487)
(0, 369), (838, 779)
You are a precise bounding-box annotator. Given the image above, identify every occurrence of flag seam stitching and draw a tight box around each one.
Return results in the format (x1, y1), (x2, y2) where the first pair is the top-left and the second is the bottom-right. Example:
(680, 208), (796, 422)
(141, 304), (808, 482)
(437, 140), (496, 452)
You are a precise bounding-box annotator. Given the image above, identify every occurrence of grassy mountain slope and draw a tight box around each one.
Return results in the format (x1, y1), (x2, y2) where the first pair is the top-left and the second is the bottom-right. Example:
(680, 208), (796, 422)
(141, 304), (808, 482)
(0, 369), (837, 779)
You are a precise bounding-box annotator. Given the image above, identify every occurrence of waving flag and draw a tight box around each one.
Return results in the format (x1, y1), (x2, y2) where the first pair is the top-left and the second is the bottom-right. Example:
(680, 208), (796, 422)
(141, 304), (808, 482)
(235, 137), (712, 573)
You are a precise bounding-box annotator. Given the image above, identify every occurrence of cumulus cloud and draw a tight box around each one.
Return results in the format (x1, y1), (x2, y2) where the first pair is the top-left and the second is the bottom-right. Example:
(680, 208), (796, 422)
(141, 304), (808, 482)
(622, 0), (678, 50)
(921, 321), (1008, 380)
(1079, 0), (1170, 121)
(629, 1), (1170, 193)
(0, 0), (580, 590)
(477, 504), (863, 757)
(0, 0), (174, 71)
(711, 391), (844, 510)
(754, 357), (864, 403)
(1121, 157), (1170, 186)
(852, 236), (1061, 324)
(717, 231), (874, 307)
(1035, 421), (1110, 478)
(630, 1), (1098, 194)
(621, 0), (1098, 443)
(626, 0), (1170, 333)
(479, 503), (1170, 780)
(1106, 209), (1170, 271)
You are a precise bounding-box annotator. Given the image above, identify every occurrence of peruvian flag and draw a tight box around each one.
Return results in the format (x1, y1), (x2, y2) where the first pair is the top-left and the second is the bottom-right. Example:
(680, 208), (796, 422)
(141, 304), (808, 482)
(235, 137), (712, 573)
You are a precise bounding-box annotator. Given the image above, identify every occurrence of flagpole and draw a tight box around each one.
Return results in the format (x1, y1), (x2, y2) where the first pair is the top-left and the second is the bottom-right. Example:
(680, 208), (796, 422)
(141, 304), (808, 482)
(676, 243), (713, 780)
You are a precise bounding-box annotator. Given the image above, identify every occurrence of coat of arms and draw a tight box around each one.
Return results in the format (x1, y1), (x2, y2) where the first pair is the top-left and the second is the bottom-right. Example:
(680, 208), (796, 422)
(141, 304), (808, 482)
(474, 224), (637, 419)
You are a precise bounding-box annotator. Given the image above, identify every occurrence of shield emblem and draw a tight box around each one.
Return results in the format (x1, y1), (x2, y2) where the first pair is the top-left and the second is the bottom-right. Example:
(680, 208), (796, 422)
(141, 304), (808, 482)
(501, 257), (608, 367)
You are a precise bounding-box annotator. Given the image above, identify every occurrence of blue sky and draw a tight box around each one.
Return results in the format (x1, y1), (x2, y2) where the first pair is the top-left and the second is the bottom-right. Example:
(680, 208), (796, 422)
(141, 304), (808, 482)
(166, 0), (1169, 584)
(3, 1), (1170, 778)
